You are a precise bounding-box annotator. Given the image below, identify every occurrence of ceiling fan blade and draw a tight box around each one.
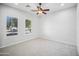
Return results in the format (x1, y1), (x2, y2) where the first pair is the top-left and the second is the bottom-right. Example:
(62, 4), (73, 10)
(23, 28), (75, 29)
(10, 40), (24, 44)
(43, 9), (50, 11)
(36, 12), (39, 15)
(40, 7), (43, 10)
(37, 6), (40, 8)
(37, 6), (41, 10)
(42, 12), (47, 14)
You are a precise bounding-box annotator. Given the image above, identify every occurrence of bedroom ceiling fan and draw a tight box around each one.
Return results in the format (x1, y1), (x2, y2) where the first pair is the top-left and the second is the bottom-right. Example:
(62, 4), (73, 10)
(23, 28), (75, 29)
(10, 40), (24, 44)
(32, 3), (50, 15)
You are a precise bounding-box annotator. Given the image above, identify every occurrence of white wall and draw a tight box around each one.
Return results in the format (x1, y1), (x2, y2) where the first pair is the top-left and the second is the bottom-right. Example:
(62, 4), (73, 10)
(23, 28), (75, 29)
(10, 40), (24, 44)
(0, 4), (77, 49)
(0, 4), (39, 48)
(40, 7), (76, 46)
(77, 4), (79, 55)
(0, 5), (2, 47)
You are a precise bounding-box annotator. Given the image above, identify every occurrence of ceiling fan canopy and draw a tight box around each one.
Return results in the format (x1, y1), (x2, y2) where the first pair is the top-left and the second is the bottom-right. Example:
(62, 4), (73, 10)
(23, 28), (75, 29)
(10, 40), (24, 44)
(32, 3), (50, 15)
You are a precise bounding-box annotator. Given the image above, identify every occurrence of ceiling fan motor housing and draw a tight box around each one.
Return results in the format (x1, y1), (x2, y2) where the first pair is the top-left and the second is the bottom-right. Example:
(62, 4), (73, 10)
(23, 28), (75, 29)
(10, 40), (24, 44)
(39, 3), (42, 5)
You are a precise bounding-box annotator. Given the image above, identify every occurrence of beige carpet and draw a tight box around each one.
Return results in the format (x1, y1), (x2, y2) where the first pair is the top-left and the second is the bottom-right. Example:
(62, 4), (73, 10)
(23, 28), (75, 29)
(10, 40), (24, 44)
(0, 38), (78, 56)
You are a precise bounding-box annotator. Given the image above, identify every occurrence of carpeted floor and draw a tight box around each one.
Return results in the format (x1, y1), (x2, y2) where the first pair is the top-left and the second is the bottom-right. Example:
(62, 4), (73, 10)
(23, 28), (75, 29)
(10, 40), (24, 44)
(0, 38), (78, 56)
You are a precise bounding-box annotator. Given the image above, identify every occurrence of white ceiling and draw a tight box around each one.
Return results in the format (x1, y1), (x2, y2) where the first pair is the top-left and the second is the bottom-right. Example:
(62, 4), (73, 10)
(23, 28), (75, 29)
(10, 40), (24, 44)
(3, 3), (77, 15)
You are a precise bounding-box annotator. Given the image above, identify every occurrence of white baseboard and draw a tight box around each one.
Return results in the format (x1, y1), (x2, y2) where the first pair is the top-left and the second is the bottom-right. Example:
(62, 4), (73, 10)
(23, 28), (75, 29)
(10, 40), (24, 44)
(0, 36), (77, 48)
(0, 37), (38, 48)
(40, 37), (77, 47)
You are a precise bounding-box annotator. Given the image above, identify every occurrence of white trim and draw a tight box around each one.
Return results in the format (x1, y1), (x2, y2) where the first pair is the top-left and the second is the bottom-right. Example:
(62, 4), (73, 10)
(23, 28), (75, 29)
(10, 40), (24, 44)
(0, 37), (76, 48)
(0, 37), (39, 48)
(40, 37), (77, 47)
